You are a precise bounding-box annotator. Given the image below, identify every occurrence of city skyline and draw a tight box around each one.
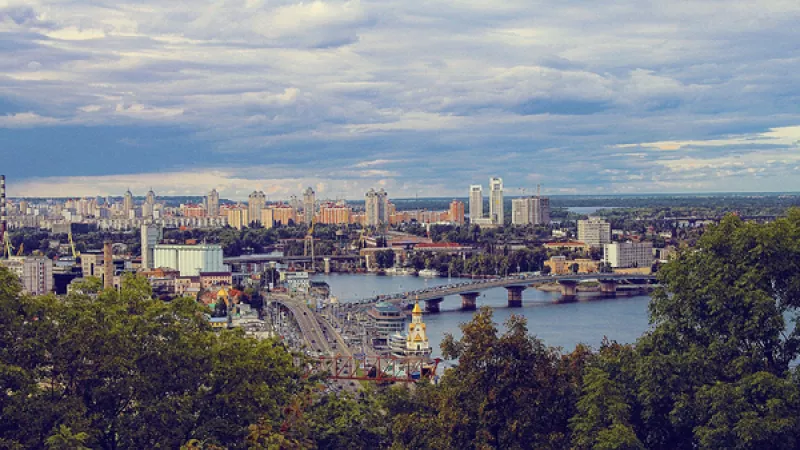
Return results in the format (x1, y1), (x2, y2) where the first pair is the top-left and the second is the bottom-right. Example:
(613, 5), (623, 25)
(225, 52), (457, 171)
(1, 1), (799, 198)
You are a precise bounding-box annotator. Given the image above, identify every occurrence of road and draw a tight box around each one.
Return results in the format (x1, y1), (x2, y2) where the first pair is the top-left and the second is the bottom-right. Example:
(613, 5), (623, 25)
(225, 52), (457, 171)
(363, 273), (658, 304)
(273, 297), (332, 355)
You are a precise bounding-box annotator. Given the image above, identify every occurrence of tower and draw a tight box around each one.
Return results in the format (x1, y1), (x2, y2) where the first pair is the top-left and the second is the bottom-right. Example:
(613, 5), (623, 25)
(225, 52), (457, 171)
(207, 189), (220, 217)
(248, 191), (266, 226)
(489, 177), (503, 225)
(1, 175), (7, 259)
(406, 302), (431, 357)
(103, 241), (113, 291)
(123, 189), (134, 218)
(365, 188), (388, 227)
(302, 187), (315, 224)
(141, 223), (163, 270)
(143, 188), (156, 219)
(469, 185), (483, 221)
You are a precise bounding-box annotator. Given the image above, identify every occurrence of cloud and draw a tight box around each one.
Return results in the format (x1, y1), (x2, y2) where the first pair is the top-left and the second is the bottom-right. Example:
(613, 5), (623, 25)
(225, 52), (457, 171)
(0, 112), (61, 127)
(0, 0), (799, 195)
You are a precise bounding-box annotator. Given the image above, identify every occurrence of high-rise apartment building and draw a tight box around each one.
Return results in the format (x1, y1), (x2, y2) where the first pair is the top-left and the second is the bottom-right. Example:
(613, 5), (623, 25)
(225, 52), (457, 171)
(511, 198), (531, 225)
(365, 188), (389, 227)
(260, 208), (274, 229)
(512, 196), (552, 226)
(207, 189), (220, 217)
(536, 197), (551, 225)
(489, 177), (504, 225)
(303, 187), (315, 224)
(469, 185), (483, 221)
(123, 189), (135, 218)
(449, 200), (465, 224)
(227, 206), (249, 230)
(578, 218), (612, 246)
(141, 223), (163, 270)
(319, 201), (351, 225)
(248, 191), (266, 226)
(272, 204), (297, 226)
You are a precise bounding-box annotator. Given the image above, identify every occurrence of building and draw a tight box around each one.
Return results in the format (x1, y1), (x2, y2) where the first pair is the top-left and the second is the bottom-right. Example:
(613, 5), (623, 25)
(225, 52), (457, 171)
(153, 243), (226, 276)
(199, 271), (233, 288)
(511, 196), (552, 226)
(284, 271), (310, 293)
(207, 189), (220, 217)
(123, 189), (135, 218)
(512, 198), (532, 225)
(248, 191), (266, 226)
(489, 177), (503, 225)
(449, 200), (465, 224)
(469, 185), (483, 221)
(0, 257), (54, 295)
(319, 201), (351, 225)
(365, 188), (389, 227)
(544, 256), (598, 275)
(302, 187), (315, 224)
(405, 302), (431, 357)
(227, 206), (249, 230)
(260, 208), (274, 229)
(603, 241), (654, 269)
(367, 301), (406, 348)
(536, 197), (551, 224)
(577, 218), (612, 246)
(80, 250), (105, 278)
(271, 204), (297, 226)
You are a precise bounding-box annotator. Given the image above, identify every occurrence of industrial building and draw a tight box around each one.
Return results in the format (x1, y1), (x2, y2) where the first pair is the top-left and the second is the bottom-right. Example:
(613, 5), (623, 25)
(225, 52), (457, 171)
(153, 243), (226, 276)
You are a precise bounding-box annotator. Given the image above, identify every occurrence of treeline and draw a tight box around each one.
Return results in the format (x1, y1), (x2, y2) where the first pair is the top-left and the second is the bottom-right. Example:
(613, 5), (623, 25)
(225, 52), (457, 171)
(3, 212), (800, 448)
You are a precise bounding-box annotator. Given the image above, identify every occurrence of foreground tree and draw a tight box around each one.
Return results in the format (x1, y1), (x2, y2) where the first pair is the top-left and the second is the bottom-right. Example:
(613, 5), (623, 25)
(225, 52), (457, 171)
(389, 308), (586, 449)
(0, 271), (306, 449)
(572, 211), (800, 449)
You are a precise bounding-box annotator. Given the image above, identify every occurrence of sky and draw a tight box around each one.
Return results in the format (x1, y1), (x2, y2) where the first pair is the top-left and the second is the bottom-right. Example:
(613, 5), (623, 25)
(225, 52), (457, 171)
(1, 0), (799, 200)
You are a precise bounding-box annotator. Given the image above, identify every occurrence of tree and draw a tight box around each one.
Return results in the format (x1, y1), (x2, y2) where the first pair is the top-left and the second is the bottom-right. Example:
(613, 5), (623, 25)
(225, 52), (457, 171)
(374, 250), (395, 269)
(403, 308), (583, 449)
(570, 211), (800, 449)
(0, 270), (306, 449)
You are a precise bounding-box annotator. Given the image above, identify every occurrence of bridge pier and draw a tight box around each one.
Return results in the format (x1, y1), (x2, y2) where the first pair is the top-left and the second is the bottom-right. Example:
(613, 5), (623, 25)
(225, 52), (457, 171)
(505, 286), (525, 307)
(324, 257), (331, 274)
(558, 280), (578, 301)
(460, 292), (479, 311)
(599, 279), (617, 295)
(424, 298), (443, 313)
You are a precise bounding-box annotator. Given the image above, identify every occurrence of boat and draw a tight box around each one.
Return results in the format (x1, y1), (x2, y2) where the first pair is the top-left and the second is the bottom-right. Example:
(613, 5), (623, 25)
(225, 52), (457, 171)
(386, 267), (415, 276)
(418, 268), (440, 277)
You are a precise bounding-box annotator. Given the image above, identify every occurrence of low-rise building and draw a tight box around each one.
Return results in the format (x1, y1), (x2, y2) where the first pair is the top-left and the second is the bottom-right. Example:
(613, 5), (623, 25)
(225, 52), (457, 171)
(366, 301), (406, 349)
(199, 271), (233, 288)
(544, 256), (598, 275)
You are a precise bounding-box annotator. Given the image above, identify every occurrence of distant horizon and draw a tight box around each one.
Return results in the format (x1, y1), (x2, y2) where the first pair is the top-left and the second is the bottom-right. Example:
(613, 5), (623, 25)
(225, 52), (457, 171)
(7, 190), (800, 203)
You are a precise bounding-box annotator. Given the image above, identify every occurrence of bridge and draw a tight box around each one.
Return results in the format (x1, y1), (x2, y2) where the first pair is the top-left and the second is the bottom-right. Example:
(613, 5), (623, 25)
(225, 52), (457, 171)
(362, 273), (657, 313)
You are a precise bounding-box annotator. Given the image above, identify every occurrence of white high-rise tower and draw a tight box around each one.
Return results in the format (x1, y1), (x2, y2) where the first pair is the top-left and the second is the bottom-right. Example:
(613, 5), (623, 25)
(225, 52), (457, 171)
(489, 177), (503, 225)
(469, 185), (483, 221)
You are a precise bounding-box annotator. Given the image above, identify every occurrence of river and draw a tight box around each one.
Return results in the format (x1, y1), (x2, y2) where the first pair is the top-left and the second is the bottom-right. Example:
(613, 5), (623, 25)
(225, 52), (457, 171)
(312, 273), (652, 359)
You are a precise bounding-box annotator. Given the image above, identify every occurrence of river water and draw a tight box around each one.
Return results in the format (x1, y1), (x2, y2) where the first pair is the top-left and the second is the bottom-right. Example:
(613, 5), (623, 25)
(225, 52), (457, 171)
(312, 273), (652, 359)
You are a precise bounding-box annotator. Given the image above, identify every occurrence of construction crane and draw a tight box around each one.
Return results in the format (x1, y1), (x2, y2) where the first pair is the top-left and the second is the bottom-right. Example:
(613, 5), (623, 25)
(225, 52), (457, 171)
(68, 228), (80, 259)
(16, 243), (23, 256)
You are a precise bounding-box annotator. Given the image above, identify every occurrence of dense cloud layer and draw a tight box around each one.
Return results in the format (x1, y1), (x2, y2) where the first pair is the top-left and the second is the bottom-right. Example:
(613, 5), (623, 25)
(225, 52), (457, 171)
(1, 0), (799, 198)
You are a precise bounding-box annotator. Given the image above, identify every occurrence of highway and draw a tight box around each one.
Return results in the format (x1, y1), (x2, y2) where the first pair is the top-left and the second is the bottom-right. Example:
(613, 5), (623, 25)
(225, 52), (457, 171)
(273, 298), (332, 355)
